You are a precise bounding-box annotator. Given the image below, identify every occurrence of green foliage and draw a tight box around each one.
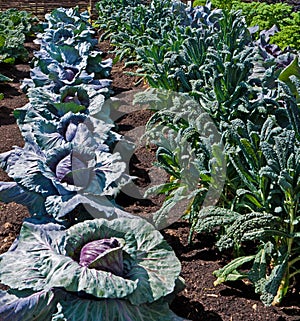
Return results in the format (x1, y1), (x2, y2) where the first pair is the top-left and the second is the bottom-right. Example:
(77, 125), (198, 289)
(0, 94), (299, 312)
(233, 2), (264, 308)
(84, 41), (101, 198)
(0, 218), (186, 320)
(278, 56), (300, 103)
(232, 1), (293, 32)
(270, 12), (300, 50)
(193, 112), (300, 305)
(96, 0), (181, 61)
(96, 0), (300, 307)
(193, 0), (234, 10)
(0, 8), (38, 64)
(129, 2), (300, 306)
(135, 8), (255, 99)
(0, 6), (188, 319)
(0, 8), (38, 36)
(231, 1), (299, 50)
(196, 88), (300, 305)
(134, 89), (225, 234)
(193, 1), (299, 50)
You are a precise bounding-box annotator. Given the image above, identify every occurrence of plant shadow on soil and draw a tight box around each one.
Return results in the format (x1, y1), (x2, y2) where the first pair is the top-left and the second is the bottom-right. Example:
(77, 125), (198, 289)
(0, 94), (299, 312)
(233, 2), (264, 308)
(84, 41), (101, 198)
(0, 38), (299, 321)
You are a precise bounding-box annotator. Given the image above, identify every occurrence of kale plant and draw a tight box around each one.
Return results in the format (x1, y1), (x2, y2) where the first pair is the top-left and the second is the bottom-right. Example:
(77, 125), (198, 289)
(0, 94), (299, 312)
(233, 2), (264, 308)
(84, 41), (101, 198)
(194, 111), (300, 305)
(96, 0), (183, 61)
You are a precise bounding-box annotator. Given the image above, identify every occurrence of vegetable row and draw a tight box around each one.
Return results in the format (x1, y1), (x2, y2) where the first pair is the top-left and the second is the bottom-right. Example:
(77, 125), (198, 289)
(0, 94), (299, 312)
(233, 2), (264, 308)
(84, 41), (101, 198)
(0, 7), (186, 321)
(97, 0), (300, 306)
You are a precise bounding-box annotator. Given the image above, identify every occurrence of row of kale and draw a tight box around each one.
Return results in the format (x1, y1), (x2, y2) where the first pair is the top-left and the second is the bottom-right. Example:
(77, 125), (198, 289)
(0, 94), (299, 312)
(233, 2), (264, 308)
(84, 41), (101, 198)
(95, 0), (300, 306)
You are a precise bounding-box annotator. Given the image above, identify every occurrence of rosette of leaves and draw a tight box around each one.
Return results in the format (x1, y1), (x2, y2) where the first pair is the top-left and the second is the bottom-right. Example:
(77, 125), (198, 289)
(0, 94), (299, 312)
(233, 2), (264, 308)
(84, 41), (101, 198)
(15, 86), (111, 129)
(15, 107), (134, 168)
(33, 41), (112, 79)
(0, 141), (133, 224)
(0, 217), (187, 321)
(35, 7), (97, 48)
(23, 43), (112, 93)
(23, 111), (127, 152)
(14, 84), (119, 148)
(35, 25), (97, 48)
(44, 6), (90, 30)
(13, 86), (135, 161)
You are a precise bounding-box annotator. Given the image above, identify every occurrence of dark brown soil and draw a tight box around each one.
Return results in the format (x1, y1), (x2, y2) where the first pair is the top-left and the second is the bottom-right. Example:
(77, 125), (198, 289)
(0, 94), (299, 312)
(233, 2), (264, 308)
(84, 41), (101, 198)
(0, 39), (300, 321)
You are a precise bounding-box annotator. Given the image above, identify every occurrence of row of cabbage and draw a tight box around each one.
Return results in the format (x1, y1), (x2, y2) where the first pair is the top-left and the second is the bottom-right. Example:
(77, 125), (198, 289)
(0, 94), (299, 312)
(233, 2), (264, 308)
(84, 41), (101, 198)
(0, 7), (187, 321)
(97, 0), (300, 306)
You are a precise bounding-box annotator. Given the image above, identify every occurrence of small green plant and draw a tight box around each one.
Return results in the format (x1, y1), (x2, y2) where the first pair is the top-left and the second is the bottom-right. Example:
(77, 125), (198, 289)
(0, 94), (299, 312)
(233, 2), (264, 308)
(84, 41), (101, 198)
(0, 8), (38, 64)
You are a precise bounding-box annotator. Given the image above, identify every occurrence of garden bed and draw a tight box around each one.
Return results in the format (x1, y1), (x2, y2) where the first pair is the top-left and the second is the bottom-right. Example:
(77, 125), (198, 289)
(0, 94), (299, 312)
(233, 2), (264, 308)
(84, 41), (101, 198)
(0, 38), (300, 321)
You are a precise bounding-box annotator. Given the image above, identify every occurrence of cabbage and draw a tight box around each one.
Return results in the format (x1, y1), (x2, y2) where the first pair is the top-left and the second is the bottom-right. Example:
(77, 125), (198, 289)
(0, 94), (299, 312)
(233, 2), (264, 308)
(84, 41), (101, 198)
(35, 7), (97, 48)
(44, 7), (90, 30)
(22, 7), (112, 93)
(0, 218), (188, 321)
(14, 86), (112, 141)
(17, 110), (125, 154)
(0, 142), (133, 223)
(22, 42), (112, 93)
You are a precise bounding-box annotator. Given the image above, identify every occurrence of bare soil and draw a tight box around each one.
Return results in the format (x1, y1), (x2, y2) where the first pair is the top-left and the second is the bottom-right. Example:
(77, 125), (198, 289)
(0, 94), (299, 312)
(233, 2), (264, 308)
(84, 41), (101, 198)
(0, 39), (299, 321)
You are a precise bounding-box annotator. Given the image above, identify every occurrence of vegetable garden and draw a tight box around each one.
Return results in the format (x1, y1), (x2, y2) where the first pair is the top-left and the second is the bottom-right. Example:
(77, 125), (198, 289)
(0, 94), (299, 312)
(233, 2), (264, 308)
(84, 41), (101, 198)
(0, 1), (300, 320)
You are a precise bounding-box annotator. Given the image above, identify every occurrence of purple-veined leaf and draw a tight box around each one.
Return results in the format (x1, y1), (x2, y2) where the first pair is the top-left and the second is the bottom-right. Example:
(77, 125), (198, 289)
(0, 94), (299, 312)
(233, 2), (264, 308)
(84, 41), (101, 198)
(0, 289), (59, 321)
